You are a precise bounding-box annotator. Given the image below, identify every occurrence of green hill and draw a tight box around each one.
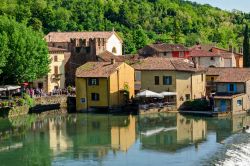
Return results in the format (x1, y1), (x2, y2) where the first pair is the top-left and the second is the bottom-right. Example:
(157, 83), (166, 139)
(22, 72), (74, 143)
(0, 0), (249, 53)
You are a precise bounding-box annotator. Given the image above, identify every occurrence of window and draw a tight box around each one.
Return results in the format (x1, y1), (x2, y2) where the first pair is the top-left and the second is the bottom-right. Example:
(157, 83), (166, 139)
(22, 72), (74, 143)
(211, 77), (214, 81)
(91, 93), (100, 101)
(135, 71), (141, 81)
(201, 74), (203, 82)
(54, 55), (58, 62)
(228, 84), (235, 92)
(179, 52), (184, 57)
(88, 78), (99, 86)
(155, 76), (159, 85)
(185, 94), (191, 100)
(163, 52), (167, 56)
(237, 99), (242, 106)
(98, 38), (101, 46)
(210, 57), (214, 60)
(112, 47), (117, 54)
(102, 38), (105, 46)
(163, 76), (172, 85)
(54, 66), (58, 75)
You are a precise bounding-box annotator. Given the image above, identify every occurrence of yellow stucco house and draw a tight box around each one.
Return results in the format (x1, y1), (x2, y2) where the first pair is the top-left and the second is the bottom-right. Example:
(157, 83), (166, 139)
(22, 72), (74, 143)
(133, 57), (206, 108)
(76, 60), (134, 111)
(33, 47), (68, 93)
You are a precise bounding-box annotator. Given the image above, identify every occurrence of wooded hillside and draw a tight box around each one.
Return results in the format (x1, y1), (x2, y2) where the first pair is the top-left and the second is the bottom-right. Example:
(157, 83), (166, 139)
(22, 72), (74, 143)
(0, 0), (249, 53)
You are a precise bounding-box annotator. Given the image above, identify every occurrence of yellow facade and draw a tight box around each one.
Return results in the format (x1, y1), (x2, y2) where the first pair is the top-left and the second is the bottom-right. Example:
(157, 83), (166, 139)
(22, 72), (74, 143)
(33, 52), (66, 93)
(139, 70), (206, 108)
(76, 63), (134, 111)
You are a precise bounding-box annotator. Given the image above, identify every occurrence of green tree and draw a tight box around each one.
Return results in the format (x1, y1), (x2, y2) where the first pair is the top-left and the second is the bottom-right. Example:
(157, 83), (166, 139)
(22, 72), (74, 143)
(0, 16), (50, 84)
(243, 24), (250, 67)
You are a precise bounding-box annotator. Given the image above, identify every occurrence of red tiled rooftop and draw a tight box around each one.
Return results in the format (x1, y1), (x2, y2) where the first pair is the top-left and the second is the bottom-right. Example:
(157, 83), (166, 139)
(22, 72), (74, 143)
(209, 68), (250, 83)
(76, 62), (123, 78)
(190, 49), (220, 57)
(48, 47), (68, 53)
(97, 51), (125, 62)
(133, 57), (205, 72)
(45, 31), (121, 43)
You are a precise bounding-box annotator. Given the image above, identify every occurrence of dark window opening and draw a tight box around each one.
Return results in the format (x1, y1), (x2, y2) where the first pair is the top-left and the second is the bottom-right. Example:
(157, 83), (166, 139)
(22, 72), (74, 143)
(54, 55), (58, 62)
(88, 78), (99, 86)
(91, 93), (100, 101)
(229, 84), (234, 92)
(163, 76), (172, 85)
(185, 94), (190, 100)
(112, 47), (117, 54)
(155, 76), (159, 85)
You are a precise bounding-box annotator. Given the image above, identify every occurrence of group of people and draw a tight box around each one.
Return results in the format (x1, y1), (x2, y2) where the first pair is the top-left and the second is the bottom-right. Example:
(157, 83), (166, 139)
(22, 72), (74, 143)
(23, 86), (76, 98)
(25, 87), (43, 98)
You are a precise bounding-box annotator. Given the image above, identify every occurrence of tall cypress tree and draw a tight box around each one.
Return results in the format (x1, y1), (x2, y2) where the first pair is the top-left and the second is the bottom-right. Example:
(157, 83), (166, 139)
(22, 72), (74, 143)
(243, 24), (250, 67)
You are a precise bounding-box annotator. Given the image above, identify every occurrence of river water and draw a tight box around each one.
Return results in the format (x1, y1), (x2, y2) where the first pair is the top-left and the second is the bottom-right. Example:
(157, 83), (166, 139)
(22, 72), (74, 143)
(0, 113), (249, 166)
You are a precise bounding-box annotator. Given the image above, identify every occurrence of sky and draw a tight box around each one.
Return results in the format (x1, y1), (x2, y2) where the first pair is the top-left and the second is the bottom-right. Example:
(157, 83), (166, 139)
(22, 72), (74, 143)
(188, 0), (250, 13)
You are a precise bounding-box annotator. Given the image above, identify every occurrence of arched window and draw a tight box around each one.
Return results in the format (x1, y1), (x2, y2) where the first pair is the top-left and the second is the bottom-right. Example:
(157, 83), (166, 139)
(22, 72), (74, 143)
(209, 65), (215, 68)
(112, 47), (117, 54)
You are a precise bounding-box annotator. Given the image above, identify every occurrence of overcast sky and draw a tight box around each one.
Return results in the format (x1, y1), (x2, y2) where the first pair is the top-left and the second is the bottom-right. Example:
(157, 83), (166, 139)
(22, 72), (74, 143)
(188, 0), (250, 13)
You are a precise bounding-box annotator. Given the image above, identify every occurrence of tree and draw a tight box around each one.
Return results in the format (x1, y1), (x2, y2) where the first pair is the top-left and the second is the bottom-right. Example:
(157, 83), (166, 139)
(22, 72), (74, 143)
(243, 24), (250, 67)
(0, 16), (50, 84)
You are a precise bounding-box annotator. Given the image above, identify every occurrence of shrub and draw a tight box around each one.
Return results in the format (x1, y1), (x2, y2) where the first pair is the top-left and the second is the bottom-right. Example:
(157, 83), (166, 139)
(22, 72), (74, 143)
(23, 93), (35, 107)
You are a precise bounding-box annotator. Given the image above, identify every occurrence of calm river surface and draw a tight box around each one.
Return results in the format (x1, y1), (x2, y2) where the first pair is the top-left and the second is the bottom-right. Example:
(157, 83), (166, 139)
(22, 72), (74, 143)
(0, 113), (250, 166)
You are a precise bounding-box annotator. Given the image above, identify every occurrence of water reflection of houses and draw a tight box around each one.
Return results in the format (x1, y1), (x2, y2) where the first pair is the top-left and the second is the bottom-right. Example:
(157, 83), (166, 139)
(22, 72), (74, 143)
(140, 114), (207, 152)
(48, 117), (73, 155)
(66, 115), (137, 159)
(207, 115), (250, 142)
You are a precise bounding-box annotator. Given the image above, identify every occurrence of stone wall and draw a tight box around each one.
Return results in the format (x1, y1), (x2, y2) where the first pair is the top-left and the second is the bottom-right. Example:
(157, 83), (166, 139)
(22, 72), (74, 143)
(34, 95), (68, 108)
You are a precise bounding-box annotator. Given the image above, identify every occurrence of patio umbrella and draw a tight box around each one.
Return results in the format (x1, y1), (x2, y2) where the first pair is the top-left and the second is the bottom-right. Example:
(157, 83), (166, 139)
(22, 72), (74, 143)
(136, 90), (164, 98)
(160, 91), (177, 96)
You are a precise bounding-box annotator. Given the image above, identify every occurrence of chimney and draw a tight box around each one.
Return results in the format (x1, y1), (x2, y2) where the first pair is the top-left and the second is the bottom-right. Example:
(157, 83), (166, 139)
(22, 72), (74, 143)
(111, 58), (116, 64)
(193, 58), (199, 69)
(229, 45), (233, 52)
(48, 35), (51, 42)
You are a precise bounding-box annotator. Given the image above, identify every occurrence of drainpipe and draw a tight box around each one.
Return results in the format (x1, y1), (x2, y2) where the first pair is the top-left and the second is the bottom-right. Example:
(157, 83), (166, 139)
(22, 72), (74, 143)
(107, 78), (110, 108)
(191, 73), (193, 99)
(86, 78), (88, 111)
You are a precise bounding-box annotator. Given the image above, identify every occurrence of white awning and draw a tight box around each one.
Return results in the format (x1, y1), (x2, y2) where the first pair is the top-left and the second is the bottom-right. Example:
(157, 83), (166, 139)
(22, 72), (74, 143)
(136, 90), (164, 98)
(0, 85), (21, 91)
(160, 91), (177, 96)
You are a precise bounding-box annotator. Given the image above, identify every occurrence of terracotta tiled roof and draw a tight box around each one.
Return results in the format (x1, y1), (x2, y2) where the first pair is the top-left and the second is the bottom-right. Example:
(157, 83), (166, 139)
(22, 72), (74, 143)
(190, 50), (220, 57)
(76, 62), (123, 78)
(212, 47), (243, 57)
(211, 68), (250, 82)
(139, 43), (188, 55)
(97, 51), (125, 62)
(149, 43), (188, 52)
(133, 57), (204, 72)
(48, 47), (68, 53)
(45, 31), (120, 43)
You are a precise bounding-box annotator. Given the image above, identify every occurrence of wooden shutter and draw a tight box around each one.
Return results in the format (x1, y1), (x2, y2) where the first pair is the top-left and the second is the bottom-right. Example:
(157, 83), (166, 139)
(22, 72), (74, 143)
(54, 66), (58, 75)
